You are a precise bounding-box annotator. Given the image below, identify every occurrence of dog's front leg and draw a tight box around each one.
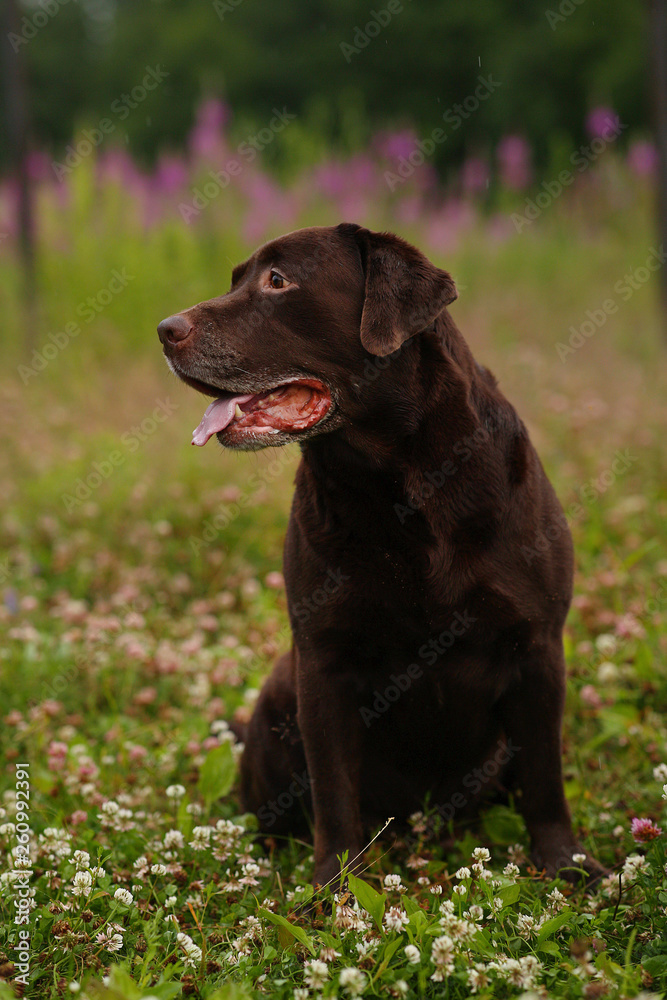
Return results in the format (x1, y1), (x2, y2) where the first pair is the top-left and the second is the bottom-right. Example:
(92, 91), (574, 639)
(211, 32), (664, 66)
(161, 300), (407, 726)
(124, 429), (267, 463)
(296, 648), (365, 890)
(498, 642), (604, 882)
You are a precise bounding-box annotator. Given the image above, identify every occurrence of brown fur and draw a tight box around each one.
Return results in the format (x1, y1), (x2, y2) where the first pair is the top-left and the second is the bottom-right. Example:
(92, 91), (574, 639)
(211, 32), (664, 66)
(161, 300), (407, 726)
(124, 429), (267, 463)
(158, 223), (602, 888)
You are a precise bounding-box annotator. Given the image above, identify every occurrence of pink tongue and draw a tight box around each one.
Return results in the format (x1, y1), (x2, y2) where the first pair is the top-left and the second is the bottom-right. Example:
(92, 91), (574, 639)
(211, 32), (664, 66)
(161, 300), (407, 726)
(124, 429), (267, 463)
(192, 394), (254, 446)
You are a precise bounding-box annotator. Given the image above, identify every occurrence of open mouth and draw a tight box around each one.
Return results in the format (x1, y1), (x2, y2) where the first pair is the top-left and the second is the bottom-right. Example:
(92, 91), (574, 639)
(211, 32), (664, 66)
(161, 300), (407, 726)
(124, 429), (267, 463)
(190, 378), (332, 446)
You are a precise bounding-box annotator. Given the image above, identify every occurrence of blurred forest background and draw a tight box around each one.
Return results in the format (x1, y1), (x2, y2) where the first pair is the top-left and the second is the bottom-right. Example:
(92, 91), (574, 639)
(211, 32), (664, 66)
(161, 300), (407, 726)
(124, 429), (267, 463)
(0, 0), (651, 176)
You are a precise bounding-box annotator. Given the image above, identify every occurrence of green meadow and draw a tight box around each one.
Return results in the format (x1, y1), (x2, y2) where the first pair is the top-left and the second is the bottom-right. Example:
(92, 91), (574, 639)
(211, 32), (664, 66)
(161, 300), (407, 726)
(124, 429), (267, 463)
(1, 151), (667, 999)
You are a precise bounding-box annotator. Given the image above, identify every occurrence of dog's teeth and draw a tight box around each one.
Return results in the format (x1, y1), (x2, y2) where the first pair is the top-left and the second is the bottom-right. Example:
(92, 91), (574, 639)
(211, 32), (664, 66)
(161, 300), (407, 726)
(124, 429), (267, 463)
(234, 404), (243, 419)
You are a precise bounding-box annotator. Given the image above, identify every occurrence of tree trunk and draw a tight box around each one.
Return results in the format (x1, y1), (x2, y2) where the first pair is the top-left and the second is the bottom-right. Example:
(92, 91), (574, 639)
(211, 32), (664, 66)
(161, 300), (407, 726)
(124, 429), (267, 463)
(1, 0), (37, 353)
(652, 0), (667, 341)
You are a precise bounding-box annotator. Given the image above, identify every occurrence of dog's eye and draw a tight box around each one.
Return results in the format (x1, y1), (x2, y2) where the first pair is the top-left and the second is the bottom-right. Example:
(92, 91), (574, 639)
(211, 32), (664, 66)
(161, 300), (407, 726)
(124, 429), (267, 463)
(269, 271), (285, 289)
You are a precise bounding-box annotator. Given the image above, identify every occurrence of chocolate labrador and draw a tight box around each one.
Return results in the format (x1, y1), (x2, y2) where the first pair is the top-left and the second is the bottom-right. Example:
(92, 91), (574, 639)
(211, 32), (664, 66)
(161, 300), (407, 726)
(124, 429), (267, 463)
(157, 223), (601, 889)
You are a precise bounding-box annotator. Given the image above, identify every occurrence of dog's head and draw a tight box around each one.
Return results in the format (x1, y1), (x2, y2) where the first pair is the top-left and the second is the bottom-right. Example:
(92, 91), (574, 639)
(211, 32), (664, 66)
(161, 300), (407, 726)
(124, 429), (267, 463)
(157, 224), (457, 451)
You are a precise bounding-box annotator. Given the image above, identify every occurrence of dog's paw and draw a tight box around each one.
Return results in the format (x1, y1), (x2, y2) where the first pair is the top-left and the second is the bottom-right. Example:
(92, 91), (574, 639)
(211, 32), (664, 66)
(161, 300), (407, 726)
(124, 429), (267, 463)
(531, 841), (607, 888)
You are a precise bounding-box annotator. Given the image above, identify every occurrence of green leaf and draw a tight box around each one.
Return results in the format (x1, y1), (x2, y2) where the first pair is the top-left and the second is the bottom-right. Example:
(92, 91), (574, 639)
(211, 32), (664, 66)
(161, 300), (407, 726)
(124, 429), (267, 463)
(496, 882), (520, 908)
(206, 985), (254, 1000)
(642, 955), (667, 976)
(481, 804), (526, 844)
(374, 936), (405, 979)
(198, 741), (236, 809)
(347, 873), (386, 931)
(401, 894), (422, 917)
(537, 939), (562, 957)
(258, 907), (315, 955)
(536, 911), (571, 942)
(471, 929), (495, 958)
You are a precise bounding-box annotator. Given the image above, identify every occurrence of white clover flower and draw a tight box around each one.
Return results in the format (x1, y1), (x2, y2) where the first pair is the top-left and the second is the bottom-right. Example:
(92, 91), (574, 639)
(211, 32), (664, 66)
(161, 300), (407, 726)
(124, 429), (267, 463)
(468, 966), (490, 993)
(186, 802), (203, 816)
(597, 661), (618, 683)
(304, 959), (329, 989)
(13, 855), (31, 870)
(90, 866), (106, 880)
(491, 897), (503, 912)
(430, 935), (455, 980)
(429, 883), (442, 895)
(383, 906), (409, 933)
(392, 981), (409, 997)
(404, 944), (420, 964)
(339, 967), (367, 996)
(623, 853), (649, 882)
(294, 990), (309, 1000)
(151, 864), (167, 876)
(653, 763), (667, 783)
(318, 946), (341, 963)
(210, 719), (230, 735)
(0, 823), (16, 837)
(515, 913), (536, 938)
(189, 826), (213, 850)
(165, 895), (177, 908)
(164, 829), (184, 849)
(472, 847), (491, 863)
(113, 888), (134, 906)
(384, 873), (405, 890)
(453, 884), (467, 896)
(663, 783), (667, 802)
(572, 853), (587, 865)
(465, 904), (484, 922)
(455, 866), (471, 880)
(96, 931), (123, 953)
(72, 850), (90, 870)
(546, 887), (566, 910)
(502, 862), (520, 878)
(166, 784), (186, 799)
(71, 870), (93, 897)
(68, 982), (81, 994)
(176, 931), (202, 968)
(595, 633), (617, 656)
(100, 800), (119, 815)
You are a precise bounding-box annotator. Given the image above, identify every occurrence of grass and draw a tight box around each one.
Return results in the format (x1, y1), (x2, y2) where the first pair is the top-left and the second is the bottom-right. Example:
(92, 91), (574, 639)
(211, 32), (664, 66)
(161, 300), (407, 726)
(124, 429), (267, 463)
(1, 155), (667, 999)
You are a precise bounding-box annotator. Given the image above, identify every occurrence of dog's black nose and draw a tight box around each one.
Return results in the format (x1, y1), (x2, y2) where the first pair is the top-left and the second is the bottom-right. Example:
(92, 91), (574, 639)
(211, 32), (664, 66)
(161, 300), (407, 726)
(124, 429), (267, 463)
(157, 314), (192, 346)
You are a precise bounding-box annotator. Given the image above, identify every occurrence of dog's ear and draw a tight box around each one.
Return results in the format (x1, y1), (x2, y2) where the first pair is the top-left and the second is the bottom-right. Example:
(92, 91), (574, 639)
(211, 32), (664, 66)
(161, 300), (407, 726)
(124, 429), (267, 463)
(337, 223), (458, 357)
